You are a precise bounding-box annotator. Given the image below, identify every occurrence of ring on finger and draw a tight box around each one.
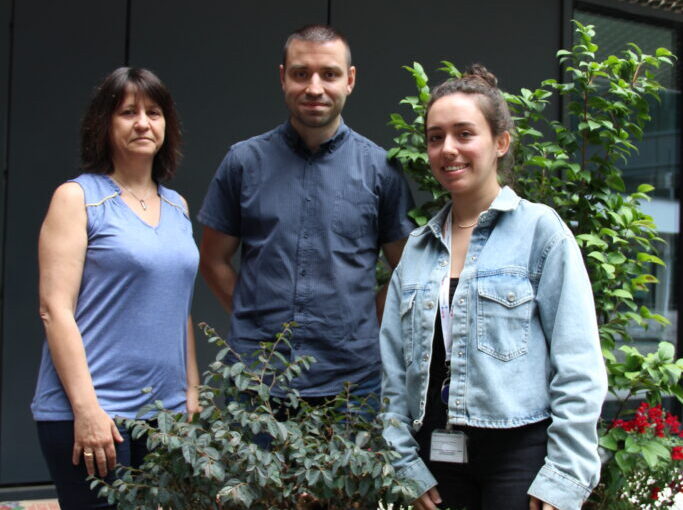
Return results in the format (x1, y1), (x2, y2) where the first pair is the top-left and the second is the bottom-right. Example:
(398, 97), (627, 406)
(83, 450), (94, 458)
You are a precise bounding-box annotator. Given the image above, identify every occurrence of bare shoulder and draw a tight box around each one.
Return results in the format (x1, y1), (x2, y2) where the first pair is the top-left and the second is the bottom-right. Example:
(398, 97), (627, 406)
(50, 181), (85, 209)
(42, 182), (87, 232)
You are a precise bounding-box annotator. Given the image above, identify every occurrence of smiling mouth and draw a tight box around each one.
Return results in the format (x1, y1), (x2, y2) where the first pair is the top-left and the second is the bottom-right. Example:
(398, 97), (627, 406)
(444, 163), (469, 172)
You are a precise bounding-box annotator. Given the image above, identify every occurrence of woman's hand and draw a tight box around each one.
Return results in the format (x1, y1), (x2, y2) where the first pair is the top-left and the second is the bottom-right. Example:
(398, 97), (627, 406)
(186, 385), (201, 419)
(413, 487), (442, 510)
(72, 405), (124, 477)
(529, 496), (558, 510)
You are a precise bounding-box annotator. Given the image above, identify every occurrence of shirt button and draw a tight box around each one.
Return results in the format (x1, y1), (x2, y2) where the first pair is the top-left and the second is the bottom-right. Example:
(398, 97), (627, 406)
(459, 298), (465, 306)
(471, 255), (477, 262)
(458, 351), (464, 357)
(426, 301), (434, 309)
(422, 354), (429, 362)
(303, 232), (309, 238)
(301, 270), (306, 277)
(439, 259), (447, 267)
(306, 197), (311, 202)
(507, 292), (516, 302)
(456, 400), (461, 406)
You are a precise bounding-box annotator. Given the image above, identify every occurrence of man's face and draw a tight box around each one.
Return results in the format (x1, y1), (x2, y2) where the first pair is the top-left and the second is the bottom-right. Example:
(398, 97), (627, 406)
(280, 38), (356, 132)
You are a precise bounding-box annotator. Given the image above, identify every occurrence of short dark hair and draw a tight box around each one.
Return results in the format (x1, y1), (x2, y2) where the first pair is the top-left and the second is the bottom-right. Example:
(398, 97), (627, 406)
(426, 64), (514, 177)
(80, 67), (182, 182)
(282, 24), (352, 67)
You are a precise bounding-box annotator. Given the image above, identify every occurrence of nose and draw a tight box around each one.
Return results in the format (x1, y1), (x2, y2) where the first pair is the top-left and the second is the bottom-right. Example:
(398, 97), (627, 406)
(305, 73), (324, 96)
(134, 112), (150, 130)
(442, 134), (459, 158)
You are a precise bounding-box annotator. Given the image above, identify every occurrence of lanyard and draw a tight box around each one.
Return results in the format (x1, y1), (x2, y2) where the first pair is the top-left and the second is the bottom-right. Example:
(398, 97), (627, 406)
(439, 210), (455, 360)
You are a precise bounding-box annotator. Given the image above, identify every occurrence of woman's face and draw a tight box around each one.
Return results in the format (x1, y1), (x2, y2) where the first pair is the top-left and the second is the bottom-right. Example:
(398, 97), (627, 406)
(426, 92), (509, 197)
(109, 88), (165, 164)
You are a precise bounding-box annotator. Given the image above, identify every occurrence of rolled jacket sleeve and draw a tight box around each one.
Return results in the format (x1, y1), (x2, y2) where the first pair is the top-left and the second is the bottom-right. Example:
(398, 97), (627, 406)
(528, 231), (608, 510)
(379, 268), (437, 497)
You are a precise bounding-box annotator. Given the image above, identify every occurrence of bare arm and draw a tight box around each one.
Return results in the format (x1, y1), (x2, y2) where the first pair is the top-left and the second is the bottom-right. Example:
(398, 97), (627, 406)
(375, 237), (407, 324)
(199, 227), (240, 314)
(185, 316), (201, 417)
(38, 182), (122, 477)
(178, 197), (201, 418)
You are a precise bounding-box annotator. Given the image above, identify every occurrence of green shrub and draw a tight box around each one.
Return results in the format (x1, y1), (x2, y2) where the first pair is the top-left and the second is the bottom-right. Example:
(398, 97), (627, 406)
(92, 323), (417, 509)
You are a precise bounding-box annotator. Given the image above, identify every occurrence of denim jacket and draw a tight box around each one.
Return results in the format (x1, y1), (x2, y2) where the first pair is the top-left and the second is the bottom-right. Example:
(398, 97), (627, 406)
(380, 187), (607, 510)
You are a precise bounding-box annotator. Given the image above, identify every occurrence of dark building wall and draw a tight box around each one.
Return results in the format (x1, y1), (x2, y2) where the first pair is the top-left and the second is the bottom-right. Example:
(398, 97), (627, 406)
(1, 0), (128, 484)
(0, 0), (563, 486)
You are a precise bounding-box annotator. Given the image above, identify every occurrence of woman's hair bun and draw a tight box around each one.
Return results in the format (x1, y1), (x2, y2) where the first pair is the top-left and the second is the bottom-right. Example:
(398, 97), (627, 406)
(464, 64), (498, 88)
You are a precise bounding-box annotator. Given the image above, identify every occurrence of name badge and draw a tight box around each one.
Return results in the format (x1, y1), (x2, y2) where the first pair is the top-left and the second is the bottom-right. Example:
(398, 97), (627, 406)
(430, 429), (468, 463)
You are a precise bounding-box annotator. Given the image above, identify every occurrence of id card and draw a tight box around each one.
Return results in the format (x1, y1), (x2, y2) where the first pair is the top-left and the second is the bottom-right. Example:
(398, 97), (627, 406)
(430, 429), (468, 463)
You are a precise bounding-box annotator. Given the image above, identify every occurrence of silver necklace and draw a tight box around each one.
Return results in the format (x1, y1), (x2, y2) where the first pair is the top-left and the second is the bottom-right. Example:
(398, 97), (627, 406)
(111, 176), (155, 211)
(456, 219), (478, 228)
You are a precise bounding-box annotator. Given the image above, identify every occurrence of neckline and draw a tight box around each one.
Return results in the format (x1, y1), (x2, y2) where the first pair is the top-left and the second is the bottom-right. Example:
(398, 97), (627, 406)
(104, 174), (162, 229)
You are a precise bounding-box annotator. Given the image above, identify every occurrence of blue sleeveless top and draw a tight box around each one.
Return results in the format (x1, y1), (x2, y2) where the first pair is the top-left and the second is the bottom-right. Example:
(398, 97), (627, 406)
(32, 173), (199, 420)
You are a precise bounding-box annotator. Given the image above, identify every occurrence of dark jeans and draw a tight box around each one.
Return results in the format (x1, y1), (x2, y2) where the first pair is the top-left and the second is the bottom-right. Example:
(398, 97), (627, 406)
(37, 420), (148, 510)
(416, 419), (550, 510)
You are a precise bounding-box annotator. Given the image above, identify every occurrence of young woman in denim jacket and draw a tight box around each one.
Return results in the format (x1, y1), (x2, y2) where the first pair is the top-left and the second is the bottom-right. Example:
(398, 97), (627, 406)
(379, 65), (607, 510)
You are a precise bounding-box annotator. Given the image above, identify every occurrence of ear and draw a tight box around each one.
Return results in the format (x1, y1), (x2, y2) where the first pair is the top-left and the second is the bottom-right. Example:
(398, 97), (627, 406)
(346, 66), (356, 94)
(279, 64), (286, 91)
(496, 131), (511, 157)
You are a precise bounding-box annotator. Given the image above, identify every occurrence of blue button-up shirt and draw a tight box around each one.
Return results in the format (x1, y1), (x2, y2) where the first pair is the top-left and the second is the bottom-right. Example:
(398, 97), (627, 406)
(198, 120), (415, 396)
(380, 187), (607, 510)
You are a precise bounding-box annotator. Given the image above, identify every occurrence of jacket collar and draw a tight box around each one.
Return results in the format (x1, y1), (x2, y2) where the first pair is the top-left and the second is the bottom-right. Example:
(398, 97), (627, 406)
(415, 186), (521, 239)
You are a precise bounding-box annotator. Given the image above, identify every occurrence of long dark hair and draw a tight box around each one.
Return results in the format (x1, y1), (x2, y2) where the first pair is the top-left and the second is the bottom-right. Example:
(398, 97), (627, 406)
(80, 67), (182, 181)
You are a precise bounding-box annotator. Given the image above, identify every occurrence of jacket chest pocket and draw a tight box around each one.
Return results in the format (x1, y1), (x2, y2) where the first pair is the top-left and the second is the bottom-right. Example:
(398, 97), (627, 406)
(476, 273), (534, 361)
(400, 289), (417, 366)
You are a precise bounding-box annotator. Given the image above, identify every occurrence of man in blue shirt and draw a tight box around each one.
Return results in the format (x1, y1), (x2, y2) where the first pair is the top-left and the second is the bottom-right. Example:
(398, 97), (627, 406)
(198, 25), (414, 402)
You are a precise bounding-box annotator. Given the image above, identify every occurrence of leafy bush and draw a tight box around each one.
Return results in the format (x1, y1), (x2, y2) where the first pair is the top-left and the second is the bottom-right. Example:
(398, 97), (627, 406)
(386, 20), (682, 509)
(92, 323), (417, 509)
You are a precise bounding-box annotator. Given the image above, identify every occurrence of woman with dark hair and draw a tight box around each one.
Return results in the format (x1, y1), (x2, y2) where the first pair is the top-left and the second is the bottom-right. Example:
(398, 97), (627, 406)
(31, 67), (199, 509)
(380, 65), (607, 510)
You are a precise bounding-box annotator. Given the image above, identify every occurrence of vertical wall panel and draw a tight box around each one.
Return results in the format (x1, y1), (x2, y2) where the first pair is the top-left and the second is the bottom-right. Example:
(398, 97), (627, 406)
(333, 0), (562, 149)
(128, 0), (326, 369)
(1, 0), (126, 483)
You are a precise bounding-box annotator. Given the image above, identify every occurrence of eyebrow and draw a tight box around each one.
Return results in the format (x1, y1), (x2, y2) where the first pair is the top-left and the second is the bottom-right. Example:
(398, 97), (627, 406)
(288, 64), (344, 73)
(426, 121), (476, 132)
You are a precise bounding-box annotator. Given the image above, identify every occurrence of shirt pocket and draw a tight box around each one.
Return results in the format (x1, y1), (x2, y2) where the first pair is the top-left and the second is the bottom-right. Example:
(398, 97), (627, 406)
(331, 190), (377, 240)
(476, 271), (534, 361)
(399, 288), (417, 366)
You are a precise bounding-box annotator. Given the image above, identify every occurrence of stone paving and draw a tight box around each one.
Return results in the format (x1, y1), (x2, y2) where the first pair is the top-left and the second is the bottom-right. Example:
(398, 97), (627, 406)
(0, 501), (59, 510)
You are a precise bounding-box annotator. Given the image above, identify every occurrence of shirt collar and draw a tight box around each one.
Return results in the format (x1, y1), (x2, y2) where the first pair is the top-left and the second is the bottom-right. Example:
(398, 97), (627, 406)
(419, 186), (521, 238)
(281, 118), (349, 155)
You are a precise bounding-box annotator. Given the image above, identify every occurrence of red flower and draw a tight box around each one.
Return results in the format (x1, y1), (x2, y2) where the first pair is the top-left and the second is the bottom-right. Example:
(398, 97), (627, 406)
(672, 446), (683, 461)
(651, 486), (660, 500)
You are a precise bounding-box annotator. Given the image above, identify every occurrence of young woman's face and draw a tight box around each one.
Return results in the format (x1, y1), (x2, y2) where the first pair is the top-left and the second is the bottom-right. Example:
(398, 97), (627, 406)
(426, 92), (509, 197)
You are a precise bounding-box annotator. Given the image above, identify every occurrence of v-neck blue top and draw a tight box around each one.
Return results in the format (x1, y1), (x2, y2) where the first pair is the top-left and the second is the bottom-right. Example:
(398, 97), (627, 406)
(32, 173), (199, 420)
